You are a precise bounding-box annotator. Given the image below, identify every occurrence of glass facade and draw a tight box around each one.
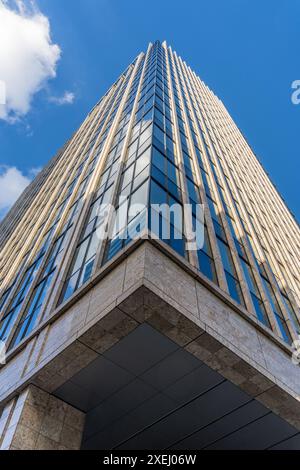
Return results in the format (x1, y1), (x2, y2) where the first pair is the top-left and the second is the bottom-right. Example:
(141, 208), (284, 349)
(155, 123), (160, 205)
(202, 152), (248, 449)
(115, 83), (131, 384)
(0, 41), (299, 353)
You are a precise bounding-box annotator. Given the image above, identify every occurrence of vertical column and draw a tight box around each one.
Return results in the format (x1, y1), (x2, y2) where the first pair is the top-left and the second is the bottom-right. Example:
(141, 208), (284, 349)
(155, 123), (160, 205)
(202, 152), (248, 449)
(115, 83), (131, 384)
(0, 385), (85, 450)
(95, 43), (152, 269)
(45, 54), (144, 312)
(163, 42), (198, 268)
(170, 49), (227, 291)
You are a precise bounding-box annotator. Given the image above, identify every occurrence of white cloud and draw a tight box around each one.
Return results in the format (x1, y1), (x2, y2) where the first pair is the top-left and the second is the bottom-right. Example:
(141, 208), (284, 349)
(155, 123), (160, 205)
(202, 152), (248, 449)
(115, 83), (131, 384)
(0, 0), (61, 122)
(48, 91), (75, 105)
(0, 165), (33, 217)
(28, 166), (42, 177)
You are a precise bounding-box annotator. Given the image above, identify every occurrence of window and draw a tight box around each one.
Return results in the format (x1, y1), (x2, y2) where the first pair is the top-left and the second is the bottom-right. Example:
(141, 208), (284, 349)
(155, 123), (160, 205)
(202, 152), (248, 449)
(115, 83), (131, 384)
(261, 276), (292, 344)
(216, 237), (244, 306)
(106, 178), (150, 262)
(151, 147), (180, 201)
(240, 257), (269, 326)
(150, 180), (185, 257)
(281, 293), (300, 335)
(61, 182), (114, 303)
(197, 225), (217, 283)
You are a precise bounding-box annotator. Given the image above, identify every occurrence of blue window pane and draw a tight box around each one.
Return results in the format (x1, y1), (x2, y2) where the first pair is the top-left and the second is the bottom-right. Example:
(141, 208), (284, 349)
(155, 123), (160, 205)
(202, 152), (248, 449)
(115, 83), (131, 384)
(63, 270), (80, 302)
(169, 225), (185, 257)
(81, 258), (95, 285)
(213, 220), (226, 241)
(234, 239), (247, 259)
(217, 237), (236, 276)
(11, 301), (43, 348)
(151, 165), (165, 188)
(167, 161), (177, 184)
(150, 180), (167, 205)
(0, 305), (21, 342)
(226, 272), (244, 306)
(167, 179), (180, 201)
(198, 251), (217, 283)
(127, 210), (147, 241)
(251, 293), (270, 327)
(282, 296), (300, 335)
(106, 235), (123, 261)
(240, 258), (259, 297)
(22, 306), (42, 342)
(152, 136), (165, 154)
(0, 288), (12, 311)
(275, 313), (292, 344)
(153, 124), (164, 145)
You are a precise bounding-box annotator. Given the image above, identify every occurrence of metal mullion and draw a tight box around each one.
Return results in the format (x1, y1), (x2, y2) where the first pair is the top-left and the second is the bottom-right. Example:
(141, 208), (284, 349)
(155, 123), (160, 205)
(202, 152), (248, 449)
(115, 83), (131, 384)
(187, 64), (282, 327)
(0, 110), (96, 274)
(94, 44), (153, 270)
(173, 52), (227, 290)
(178, 57), (239, 296)
(244, 144), (300, 278)
(201, 87), (299, 340)
(172, 51), (220, 271)
(0, 90), (113, 338)
(0, 148), (65, 260)
(190, 61), (299, 336)
(187, 86), (257, 313)
(2, 250), (52, 349)
(30, 68), (133, 324)
(223, 103), (300, 251)
(35, 80), (119, 258)
(1, 262), (38, 347)
(42, 55), (143, 316)
(0, 115), (101, 315)
(224, 117), (300, 307)
(183, 62), (263, 315)
(10, 273), (49, 347)
(218, 125), (300, 320)
(0, 109), (100, 295)
(189, 67), (290, 338)
(214, 96), (300, 290)
(163, 42), (198, 268)
(72, 227), (97, 293)
(3, 106), (99, 261)
(207, 88), (300, 297)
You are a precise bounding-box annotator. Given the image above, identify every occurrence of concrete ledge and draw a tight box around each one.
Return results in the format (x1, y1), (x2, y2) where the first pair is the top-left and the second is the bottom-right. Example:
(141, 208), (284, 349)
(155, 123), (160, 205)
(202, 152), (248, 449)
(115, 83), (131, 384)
(0, 242), (299, 430)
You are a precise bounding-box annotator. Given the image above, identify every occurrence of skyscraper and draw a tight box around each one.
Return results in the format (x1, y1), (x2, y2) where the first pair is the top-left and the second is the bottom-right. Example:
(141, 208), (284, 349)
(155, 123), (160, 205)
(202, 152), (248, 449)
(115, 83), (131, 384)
(0, 40), (299, 450)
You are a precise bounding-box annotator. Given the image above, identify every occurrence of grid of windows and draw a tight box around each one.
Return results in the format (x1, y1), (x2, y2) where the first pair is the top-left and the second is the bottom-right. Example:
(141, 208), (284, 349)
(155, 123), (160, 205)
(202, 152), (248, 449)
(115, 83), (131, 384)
(0, 40), (299, 353)
(0, 59), (135, 346)
(61, 63), (138, 302)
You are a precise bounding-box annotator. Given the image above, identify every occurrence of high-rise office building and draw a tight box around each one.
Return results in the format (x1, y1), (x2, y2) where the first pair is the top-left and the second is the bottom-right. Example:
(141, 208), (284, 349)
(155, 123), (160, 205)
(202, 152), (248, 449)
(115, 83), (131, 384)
(0, 41), (299, 450)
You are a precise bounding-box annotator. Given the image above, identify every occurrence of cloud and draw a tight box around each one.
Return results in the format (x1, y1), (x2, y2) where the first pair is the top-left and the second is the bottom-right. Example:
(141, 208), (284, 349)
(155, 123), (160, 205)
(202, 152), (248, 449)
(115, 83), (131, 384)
(48, 91), (75, 105)
(0, 165), (35, 217)
(28, 166), (42, 177)
(0, 0), (61, 122)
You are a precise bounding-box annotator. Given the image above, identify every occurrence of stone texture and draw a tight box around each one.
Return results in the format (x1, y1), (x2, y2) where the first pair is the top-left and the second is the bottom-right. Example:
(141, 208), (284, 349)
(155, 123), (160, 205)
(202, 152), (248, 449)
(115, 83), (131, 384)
(144, 243), (199, 318)
(0, 241), (299, 441)
(123, 244), (146, 292)
(33, 340), (98, 392)
(80, 307), (138, 354)
(87, 263), (126, 323)
(258, 333), (300, 394)
(0, 385), (85, 450)
(195, 282), (267, 367)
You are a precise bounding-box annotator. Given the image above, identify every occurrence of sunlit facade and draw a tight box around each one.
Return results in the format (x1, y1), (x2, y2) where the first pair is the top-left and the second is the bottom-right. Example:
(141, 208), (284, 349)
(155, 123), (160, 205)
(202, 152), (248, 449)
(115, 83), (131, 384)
(0, 41), (299, 450)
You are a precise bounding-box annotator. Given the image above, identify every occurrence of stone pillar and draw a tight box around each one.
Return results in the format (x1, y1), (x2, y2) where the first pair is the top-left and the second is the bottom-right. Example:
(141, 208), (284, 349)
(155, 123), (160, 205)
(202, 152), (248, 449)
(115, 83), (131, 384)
(0, 385), (85, 450)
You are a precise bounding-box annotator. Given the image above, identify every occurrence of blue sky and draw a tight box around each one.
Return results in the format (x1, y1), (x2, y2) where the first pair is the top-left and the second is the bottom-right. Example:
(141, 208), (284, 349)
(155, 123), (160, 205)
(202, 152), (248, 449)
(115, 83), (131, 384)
(0, 0), (299, 220)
